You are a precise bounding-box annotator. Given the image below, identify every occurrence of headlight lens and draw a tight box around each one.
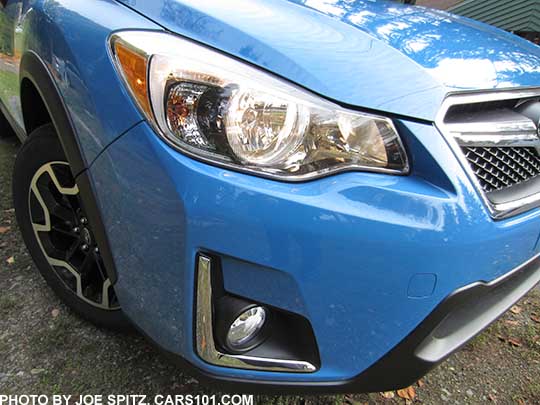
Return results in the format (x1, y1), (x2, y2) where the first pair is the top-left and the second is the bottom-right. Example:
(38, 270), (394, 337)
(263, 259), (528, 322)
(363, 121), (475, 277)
(111, 31), (409, 180)
(225, 90), (309, 166)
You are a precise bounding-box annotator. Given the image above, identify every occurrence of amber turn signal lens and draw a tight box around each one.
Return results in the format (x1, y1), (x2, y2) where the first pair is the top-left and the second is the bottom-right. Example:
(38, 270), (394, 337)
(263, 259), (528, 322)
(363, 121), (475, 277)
(114, 41), (152, 117)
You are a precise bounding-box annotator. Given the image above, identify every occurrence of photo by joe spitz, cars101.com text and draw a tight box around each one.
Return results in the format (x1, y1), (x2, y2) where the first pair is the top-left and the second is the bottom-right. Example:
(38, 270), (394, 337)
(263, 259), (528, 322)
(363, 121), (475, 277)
(1, 0), (540, 400)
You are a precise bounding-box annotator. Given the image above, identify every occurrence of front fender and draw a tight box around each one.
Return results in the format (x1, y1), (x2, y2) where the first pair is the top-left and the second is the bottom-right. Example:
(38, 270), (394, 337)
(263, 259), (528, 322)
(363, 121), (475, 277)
(15, 0), (160, 285)
(18, 0), (160, 165)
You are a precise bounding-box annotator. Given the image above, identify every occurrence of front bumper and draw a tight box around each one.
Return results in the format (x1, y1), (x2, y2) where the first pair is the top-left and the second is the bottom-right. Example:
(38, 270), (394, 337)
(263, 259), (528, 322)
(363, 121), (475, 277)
(88, 118), (540, 391)
(144, 251), (540, 393)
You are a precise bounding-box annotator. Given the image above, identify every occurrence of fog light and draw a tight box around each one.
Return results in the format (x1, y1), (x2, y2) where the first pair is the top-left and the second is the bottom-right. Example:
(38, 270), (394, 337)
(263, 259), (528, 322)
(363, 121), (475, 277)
(226, 306), (267, 349)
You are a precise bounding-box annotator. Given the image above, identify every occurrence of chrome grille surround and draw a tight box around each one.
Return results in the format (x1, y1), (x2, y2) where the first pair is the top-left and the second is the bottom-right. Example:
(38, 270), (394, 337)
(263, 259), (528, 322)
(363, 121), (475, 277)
(435, 88), (540, 220)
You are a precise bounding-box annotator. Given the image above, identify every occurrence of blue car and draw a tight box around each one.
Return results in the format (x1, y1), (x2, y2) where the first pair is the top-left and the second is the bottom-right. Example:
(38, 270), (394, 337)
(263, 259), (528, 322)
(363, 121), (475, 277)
(2, 0), (540, 392)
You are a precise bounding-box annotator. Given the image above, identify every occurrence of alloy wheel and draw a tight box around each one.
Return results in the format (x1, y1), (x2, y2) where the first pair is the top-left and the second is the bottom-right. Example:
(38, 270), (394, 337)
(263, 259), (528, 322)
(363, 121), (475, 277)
(28, 161), (119, 310)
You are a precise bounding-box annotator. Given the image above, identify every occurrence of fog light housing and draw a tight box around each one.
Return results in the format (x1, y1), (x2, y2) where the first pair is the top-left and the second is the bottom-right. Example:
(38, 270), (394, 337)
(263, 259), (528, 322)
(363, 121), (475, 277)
(226, 306), (267, 350)
(196, 254), (318, 372)
(214, 295), (270, 353)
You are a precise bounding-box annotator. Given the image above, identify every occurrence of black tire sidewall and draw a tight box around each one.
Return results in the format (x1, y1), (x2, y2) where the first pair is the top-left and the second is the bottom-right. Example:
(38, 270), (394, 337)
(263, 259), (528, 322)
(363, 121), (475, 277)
(13, 124), (131, 330)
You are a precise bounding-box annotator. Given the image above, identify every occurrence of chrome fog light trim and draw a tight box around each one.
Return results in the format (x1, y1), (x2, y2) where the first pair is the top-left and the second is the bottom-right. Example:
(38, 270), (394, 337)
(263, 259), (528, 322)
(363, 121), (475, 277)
(195, 255), (317, 372)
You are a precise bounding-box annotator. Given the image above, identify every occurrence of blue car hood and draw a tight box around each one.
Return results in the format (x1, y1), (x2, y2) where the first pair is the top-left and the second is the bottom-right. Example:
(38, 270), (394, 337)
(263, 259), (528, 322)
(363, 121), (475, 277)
(117, 0), (540, 121)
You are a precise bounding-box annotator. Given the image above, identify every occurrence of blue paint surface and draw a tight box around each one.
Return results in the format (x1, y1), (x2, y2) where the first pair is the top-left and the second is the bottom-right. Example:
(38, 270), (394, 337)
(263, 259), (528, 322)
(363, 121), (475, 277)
(2, 0), (540, 384)
(117, 0), (540, 120)
(89, 120), (540, 380)
(0, 0), (158, 165)
(408, 274), (438, 299)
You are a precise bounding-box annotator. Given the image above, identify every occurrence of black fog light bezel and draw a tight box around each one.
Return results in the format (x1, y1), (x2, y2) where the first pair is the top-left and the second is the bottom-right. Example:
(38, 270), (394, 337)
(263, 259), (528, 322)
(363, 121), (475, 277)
(194, 252), (320, 373)
(214, 295), (271, 354)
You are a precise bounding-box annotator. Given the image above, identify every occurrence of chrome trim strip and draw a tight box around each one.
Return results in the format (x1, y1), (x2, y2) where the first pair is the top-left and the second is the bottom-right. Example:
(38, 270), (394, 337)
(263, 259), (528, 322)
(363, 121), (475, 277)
(446, 108), (539, 148)
(195, 255), (317, 373)
(446, 121), (537, 137)
(452, 133), (540, 148)
(435, 87), (540, 220)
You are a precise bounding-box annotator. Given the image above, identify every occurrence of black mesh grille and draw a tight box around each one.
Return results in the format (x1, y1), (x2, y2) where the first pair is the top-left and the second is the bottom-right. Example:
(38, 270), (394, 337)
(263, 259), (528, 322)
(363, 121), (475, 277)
(461, 146), (540, 193)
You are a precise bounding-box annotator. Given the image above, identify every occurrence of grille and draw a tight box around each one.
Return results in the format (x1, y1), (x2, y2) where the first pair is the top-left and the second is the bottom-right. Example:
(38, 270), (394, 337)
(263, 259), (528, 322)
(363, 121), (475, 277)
(461, 146), (540, 193)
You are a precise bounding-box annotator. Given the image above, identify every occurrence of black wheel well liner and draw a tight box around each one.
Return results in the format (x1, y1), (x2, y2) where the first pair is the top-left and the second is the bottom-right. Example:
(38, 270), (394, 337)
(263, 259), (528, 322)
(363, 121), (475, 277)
(20, 77), (52, 136)
(19, 51), (118, 285)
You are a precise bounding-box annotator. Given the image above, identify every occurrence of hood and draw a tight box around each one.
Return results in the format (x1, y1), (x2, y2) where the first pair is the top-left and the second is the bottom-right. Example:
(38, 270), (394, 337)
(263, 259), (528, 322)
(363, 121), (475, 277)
(116, 0), (540, 121)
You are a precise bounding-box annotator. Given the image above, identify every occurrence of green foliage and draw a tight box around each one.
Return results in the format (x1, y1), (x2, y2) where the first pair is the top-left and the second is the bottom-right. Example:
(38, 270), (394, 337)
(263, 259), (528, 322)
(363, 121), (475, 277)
(0, 12), (13, 55)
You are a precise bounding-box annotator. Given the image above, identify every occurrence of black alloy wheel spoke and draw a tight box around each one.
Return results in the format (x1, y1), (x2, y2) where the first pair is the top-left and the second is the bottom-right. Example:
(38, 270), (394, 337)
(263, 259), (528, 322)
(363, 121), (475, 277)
(28, 162), (119, 310)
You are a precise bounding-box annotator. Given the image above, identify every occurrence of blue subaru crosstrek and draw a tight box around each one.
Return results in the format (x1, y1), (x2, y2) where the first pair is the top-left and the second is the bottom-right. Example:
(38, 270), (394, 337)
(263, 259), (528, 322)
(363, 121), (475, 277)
(1, 0), (540, 393)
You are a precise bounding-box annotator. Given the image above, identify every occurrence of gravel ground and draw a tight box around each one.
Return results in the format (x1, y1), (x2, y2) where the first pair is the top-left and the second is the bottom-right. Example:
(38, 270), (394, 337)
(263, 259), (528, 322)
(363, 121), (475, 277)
(1, 135), (540, 404)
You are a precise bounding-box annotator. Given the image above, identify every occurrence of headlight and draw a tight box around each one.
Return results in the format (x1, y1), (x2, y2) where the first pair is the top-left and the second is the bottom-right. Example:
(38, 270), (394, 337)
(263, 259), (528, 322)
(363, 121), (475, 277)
(110, 31), (409, 180)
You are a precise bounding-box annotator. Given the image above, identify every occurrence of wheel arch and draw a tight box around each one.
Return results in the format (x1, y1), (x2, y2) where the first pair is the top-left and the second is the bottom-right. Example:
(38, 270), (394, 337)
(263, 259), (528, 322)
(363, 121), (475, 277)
(20, 77), (53, 139)
(20, 51), (85, 174)
(19, 51), (119, 285)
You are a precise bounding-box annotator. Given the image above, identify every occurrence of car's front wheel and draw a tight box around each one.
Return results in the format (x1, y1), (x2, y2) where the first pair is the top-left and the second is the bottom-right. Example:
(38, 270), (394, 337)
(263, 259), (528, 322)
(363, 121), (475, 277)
(13, 124), (130, 330)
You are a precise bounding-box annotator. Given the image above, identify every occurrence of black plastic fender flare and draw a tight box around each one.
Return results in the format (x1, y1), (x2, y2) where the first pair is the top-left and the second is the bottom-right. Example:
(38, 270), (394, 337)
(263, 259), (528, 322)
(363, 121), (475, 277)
(19, 51), (118, 284)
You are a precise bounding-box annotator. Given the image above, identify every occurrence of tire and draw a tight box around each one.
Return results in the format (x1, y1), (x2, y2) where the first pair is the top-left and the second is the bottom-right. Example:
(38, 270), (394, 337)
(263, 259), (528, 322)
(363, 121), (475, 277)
(13, 124), (131, 330)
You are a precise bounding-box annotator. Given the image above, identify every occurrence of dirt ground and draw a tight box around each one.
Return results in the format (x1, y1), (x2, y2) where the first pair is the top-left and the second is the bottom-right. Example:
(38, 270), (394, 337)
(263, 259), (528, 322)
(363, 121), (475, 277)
(1, 135), (540, 404)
